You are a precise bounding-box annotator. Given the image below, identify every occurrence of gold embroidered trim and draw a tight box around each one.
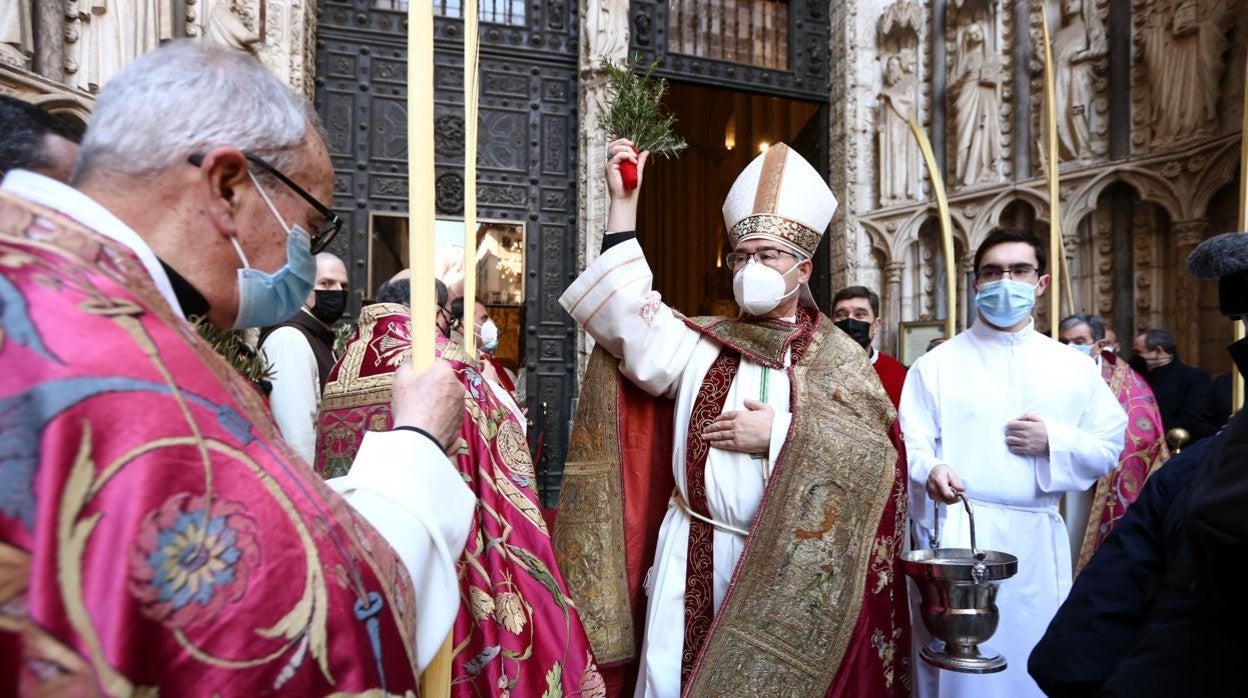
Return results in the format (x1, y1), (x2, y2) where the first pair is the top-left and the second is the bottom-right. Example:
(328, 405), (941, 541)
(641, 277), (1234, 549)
(552, 349), (637, 663)
(318, 303), (407, 411)
(728, 214), (822, 257)
(752, 144), (789, 215)
(683, 314), (804, 369)
(685, 322), (897, 696)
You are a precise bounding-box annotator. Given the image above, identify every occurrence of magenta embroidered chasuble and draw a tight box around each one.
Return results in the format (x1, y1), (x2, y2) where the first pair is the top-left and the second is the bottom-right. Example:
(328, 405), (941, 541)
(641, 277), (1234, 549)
(0, 191), (428, 694)
(315, 304), (604, 696)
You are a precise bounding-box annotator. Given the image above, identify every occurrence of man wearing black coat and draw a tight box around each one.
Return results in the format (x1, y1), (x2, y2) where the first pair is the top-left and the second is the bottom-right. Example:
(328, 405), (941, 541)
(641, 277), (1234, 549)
(1029, 232), (1248, 696)
(1131, 329), (1217, 442)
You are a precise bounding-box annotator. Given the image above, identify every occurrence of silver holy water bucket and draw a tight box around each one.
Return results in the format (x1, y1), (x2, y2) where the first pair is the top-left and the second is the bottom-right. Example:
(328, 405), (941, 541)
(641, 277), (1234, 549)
(900, 493), (1018, 673)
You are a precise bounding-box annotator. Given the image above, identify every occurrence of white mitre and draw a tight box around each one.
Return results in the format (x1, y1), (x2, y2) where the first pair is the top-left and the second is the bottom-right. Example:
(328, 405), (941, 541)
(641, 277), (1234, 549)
(721, 143), (838, 257)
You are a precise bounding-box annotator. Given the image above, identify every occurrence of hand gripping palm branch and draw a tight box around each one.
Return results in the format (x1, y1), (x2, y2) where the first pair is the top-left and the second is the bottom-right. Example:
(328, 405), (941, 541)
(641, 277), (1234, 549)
(597, 56), (688, 191)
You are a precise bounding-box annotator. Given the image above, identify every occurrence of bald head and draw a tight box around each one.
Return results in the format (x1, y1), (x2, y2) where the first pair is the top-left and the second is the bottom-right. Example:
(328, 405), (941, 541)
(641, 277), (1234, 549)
(317, 252), (347, 278)
(305, 252), (348, 307)
(388, 267), (411, 283)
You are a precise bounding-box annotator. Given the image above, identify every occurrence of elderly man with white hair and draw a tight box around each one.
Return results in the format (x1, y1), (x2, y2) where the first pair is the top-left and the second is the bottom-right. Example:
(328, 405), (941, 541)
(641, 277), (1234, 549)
(0, 42), (473, 693)
(552, 139), (907, 696)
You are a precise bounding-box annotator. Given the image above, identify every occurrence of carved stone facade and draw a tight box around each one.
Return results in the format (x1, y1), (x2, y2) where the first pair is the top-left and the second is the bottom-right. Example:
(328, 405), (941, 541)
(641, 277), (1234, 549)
(0, 0), (316, 113)
(575, 0), (629, 380)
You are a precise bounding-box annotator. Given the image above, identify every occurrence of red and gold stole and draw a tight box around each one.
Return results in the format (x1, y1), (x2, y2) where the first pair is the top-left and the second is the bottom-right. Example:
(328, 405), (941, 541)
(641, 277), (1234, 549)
(679, 350), (739, 685)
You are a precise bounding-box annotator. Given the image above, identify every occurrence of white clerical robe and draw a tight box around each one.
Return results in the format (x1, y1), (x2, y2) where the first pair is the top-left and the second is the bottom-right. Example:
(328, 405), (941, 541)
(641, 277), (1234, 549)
(561, 239), (793, 698)
(1, 170), (474, 672)
(900, 319), (1127, 698)
(262, 324), (322, 464)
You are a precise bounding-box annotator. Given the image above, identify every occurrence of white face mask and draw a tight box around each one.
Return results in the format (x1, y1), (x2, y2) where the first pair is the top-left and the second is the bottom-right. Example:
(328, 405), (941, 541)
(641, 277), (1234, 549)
(477, 319), (499, 353)
(732, 258), (800, 317)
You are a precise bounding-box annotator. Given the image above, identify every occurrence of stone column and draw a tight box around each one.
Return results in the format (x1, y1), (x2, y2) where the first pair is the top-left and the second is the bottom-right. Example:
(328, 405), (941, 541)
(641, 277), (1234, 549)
(884, 260), (905, 355)
(32, 0), (64, 81)
(827, 0), (881, 291)
(959, 252), (975, 330)
(1172, 220), (1206, 365)
(255, 0), (318, 98)
(1061, 232), (1080, 316)
(573, 0), (629, 383)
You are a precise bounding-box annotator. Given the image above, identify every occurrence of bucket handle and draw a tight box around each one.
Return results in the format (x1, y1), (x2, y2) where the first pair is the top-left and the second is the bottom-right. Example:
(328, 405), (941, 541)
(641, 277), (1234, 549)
(930, 493), (986, 563)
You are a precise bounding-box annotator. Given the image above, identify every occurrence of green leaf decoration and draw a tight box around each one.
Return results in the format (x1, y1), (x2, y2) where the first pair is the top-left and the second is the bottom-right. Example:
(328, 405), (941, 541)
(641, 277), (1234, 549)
(189, 316), (274, 385)
(332, 321), (355, 359)
(597, 55), (688, 159)
(541, 663), (564, 698)
(507, 544), (568, 611)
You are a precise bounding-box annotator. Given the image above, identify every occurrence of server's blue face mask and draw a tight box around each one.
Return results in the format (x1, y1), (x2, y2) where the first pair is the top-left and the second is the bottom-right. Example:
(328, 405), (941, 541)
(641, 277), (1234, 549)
(974, 278), (1038, 328)
(229, 171), (317, 329)
(1068, 342), (1094, 356)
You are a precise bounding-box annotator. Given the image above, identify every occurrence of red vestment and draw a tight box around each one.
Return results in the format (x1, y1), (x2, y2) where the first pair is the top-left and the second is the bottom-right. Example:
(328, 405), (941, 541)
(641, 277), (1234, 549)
(0, 191), (424, 693)
(873, 350), (908, 409)
(315, 304), (602, 696)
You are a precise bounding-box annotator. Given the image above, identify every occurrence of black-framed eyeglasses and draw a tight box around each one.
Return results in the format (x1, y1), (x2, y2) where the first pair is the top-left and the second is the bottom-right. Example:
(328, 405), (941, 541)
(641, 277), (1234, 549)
(725, 248), (799, 271)
(976, 264), (1038, 282)
(187, 151), (344, 254)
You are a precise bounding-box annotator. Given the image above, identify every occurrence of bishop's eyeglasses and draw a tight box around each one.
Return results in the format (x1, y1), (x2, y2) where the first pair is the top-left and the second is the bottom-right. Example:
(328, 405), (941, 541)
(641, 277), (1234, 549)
(725, 248), (799, 271)
(976, 264), (1038, 282)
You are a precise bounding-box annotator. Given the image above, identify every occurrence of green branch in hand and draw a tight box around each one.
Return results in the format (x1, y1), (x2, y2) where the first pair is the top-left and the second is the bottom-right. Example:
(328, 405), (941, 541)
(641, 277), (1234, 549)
(597, 55), (688, 159)
(190, 316), (275, 386)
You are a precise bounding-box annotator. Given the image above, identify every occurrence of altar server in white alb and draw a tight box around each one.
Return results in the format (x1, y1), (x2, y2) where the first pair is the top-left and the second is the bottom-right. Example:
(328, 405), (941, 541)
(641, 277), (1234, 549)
(900, 227), (1127, 698)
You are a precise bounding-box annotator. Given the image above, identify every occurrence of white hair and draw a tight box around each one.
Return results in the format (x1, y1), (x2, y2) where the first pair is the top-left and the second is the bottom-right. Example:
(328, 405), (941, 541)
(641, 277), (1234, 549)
(75, 41), (319, 180)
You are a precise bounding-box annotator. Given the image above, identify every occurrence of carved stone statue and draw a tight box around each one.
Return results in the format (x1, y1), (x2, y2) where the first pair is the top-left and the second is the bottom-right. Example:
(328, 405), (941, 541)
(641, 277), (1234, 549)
(1053, 0), (1106, 161)
(205, 0), (260, 53)
(583, 0), (628, 70)
(879, 55), (921, 203)
(0, 0), (34, 68)
(65, 0), (162, 93)
(1143, 0), (1231, 143)
(951, 20), (1005, 186)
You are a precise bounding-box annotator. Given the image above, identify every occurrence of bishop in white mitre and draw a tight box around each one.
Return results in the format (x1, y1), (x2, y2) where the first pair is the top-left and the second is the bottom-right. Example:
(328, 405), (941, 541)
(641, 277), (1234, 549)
(553, 140), (910, 697)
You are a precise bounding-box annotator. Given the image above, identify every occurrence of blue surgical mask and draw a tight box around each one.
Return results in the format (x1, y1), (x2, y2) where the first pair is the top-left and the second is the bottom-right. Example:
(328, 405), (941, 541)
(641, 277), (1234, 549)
(230, 172), (317, 329)
(1069, 343), (1094, 356)
(975, 279), (1037, 328)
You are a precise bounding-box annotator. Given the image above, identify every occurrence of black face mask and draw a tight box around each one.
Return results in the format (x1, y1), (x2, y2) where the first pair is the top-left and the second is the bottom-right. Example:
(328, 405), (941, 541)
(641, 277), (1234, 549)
(835, 318), (873, 350)
(311, 289), (347, 324)
(436, 307), (456, 339)
(1127, 354), (1148, 375)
